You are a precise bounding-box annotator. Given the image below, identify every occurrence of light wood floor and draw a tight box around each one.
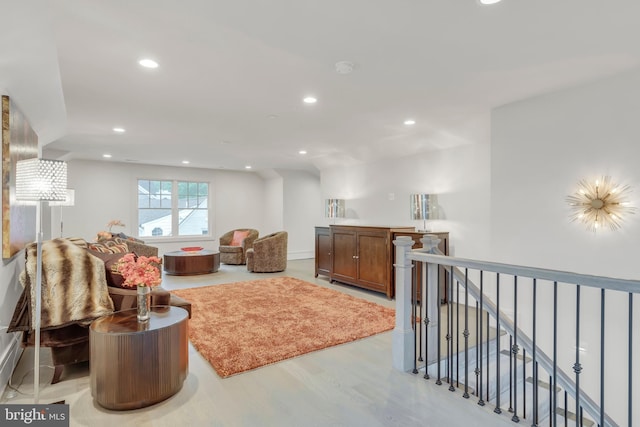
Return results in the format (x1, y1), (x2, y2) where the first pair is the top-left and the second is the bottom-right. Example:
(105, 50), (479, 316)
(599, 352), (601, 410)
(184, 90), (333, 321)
(1, 259), (514, 427)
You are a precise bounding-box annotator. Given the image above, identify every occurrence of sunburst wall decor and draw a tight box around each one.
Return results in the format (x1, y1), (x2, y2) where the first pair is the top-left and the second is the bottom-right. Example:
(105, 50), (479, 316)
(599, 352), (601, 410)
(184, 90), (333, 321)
(566, 176), (636, 232)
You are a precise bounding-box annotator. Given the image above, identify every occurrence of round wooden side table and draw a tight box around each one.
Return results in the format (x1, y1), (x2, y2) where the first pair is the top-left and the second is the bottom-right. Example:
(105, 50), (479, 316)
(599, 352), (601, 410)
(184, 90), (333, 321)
(164, 249), (220, 275)
(90, 306), (189, 410)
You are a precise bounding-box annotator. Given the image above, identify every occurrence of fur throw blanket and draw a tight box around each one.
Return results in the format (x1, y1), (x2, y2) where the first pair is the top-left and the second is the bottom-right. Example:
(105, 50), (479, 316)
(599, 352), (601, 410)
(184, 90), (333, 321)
(18, 238), (114, 330)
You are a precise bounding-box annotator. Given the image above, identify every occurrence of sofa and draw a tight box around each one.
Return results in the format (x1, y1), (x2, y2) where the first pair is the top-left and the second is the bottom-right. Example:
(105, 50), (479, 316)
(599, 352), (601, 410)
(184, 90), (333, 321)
(7, 237), (192, 384)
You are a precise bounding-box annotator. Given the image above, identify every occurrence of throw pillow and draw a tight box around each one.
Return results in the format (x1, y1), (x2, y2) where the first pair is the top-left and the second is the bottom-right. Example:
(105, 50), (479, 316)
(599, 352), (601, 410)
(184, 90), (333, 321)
(88, 240), (129, 254)
(88, 242), (111, 253)
(88, 250), (130, 288)
(230, 230), (249, 246)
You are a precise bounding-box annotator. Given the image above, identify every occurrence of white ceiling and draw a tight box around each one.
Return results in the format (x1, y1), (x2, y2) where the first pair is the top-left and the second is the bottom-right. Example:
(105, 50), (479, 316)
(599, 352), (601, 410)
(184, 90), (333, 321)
(2, 0), (640, 174)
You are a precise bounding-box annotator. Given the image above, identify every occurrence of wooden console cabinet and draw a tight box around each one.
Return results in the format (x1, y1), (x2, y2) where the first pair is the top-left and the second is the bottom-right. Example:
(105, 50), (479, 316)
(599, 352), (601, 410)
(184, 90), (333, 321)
(315, 225), (413, 299)
(315, 226), (451, 300)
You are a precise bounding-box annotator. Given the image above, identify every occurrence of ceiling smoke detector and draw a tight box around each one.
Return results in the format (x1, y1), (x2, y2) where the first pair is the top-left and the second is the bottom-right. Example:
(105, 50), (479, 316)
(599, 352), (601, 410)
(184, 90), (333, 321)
(335, 61), (355, 75)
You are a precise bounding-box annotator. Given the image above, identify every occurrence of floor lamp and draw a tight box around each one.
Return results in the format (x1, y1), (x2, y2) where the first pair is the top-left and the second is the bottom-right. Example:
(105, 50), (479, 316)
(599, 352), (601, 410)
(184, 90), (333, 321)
(15, 158), (67, 404)
(49, 189), (75, 237)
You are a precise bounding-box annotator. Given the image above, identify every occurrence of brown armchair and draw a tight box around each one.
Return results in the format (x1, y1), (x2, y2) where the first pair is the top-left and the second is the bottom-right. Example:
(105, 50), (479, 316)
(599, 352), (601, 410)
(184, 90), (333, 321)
(246, 231), (288, 273)
(218, 228), (259, 265)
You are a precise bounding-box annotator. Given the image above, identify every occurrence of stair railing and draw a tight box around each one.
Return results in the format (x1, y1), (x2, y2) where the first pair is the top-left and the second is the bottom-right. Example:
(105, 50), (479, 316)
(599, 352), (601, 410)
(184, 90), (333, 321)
(393, 235), (639, 427)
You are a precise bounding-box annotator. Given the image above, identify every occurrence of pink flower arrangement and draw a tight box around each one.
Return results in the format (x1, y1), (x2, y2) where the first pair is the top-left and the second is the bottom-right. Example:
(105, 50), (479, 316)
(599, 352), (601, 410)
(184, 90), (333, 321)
(115, 253), (162, 288)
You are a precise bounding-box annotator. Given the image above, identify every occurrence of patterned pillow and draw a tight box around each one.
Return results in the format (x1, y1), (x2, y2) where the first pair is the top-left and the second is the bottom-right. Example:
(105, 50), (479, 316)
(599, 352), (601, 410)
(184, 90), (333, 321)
(112, 237), (130, 246)
(89, 240), (129, 254)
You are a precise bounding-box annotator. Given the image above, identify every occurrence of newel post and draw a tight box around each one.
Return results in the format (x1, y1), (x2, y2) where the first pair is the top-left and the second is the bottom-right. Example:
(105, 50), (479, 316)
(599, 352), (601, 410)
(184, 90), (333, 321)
(392, 236), (416, 371)
(420, 234), (441, 364)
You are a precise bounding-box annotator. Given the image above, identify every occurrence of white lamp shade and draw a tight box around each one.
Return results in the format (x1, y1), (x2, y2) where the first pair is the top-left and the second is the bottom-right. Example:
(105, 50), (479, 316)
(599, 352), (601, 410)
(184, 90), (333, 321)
(16, 158), (67, 201)
(325, 198), (345, 218)
(410, 194), (438, 220)
(49, 189), (75, 207)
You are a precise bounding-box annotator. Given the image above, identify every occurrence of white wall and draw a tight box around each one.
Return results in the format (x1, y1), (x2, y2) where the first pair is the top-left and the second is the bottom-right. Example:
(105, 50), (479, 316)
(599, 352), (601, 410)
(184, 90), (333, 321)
(60, 160), (268, 255)
(320, 139), (492, 259)
(491, 69), (640, 280)
(0, 89), (34, 393)
(491, 69), (640, 424)
(262, 176), (283, 234)
(55, 160), (322, 260)
(279, 170), (323, 259)
(0, 255), (25, 397)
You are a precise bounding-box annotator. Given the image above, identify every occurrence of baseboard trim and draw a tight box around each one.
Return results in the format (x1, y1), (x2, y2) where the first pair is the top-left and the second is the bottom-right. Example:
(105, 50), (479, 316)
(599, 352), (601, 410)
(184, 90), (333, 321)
(288, 251), (313, 260)
(0, 334), (22, 398)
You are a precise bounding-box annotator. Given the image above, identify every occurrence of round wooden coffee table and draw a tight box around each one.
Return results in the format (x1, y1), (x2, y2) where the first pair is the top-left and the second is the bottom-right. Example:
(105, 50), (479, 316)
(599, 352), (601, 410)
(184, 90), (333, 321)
(164, 249), (220, 275)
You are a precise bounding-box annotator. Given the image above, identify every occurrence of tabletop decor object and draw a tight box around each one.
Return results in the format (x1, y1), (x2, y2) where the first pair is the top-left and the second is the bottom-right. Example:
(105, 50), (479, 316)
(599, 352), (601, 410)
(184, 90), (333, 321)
(410, 193), (439, 232)
(324, 198), (345, 224)
(115, 252), (162, 321)
(96, 219), (126, 241)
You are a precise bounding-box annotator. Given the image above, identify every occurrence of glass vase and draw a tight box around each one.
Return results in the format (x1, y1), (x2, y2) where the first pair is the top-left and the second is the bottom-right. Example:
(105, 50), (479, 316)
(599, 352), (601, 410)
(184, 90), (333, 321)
(136, 285), (151, 322)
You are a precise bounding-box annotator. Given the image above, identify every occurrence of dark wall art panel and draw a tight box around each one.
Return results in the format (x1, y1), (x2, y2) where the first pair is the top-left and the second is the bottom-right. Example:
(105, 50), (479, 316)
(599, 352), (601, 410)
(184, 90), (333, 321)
(2, 95), (38, 259)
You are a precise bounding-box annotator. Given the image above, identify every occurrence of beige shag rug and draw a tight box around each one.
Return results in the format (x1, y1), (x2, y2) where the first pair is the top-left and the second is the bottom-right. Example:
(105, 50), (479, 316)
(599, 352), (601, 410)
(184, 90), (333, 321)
(171, 276), (395, 378)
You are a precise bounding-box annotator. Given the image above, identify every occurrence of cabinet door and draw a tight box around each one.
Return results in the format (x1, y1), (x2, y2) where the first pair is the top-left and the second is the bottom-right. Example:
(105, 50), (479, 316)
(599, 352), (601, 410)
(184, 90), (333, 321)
(316, 232), (332, 276)
(356, 231), (388, 292)
(332, 230), (357, 281)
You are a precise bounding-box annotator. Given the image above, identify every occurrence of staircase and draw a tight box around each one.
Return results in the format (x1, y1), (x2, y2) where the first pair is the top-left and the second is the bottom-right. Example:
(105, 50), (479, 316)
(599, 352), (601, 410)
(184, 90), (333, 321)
(421, 316), (588, 426)
(393, 235), (639, 427)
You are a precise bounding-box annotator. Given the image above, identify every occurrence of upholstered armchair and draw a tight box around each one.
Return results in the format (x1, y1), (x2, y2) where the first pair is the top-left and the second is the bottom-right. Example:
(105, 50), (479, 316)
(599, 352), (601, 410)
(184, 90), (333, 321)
(246, 231), (288, 273)
(218, 228), (259, 265)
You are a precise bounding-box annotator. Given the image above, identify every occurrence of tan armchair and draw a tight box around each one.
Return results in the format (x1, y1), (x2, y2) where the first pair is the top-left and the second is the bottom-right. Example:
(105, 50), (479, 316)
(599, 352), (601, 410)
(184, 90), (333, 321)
(218, 228), (259, 265)
(246, 231), (288, 273)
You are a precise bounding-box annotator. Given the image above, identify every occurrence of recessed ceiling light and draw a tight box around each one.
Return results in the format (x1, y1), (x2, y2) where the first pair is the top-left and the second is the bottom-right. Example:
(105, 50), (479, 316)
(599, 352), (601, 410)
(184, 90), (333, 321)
(479, 0), (502, 4)
(404, 119), (416, 125)
(245, 165), (252, 169)
(113, 127), (125, 133)
(299, 150), (307, 155)
(303, 96), (317, 104)
(182, 160), (190, 164)
(138, 58), (159, 69)
(103, 154), (112, 158)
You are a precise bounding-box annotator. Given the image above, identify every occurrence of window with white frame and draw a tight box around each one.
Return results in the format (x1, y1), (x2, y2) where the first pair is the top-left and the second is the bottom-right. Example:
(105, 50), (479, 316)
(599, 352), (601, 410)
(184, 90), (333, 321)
(138, 179), (209, 238)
